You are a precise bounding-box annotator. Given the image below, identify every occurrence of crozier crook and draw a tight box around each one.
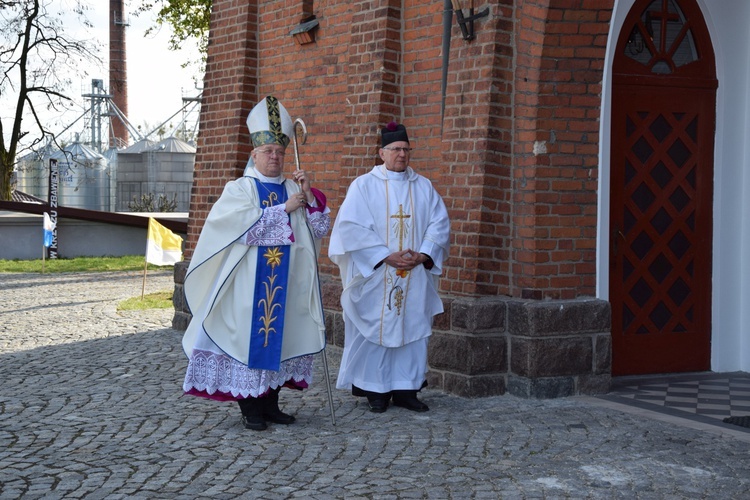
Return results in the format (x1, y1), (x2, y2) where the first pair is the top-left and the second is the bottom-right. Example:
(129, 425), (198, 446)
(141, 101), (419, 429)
(292, 118), (307, 171)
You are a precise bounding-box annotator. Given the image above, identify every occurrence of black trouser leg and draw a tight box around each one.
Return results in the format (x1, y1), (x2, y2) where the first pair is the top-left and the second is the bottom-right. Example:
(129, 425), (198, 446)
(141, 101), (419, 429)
(392, 389), (429, 412)
(352, 385), (391, 413)
(237, 397), (267, 430)
(262, 387), (296, 424)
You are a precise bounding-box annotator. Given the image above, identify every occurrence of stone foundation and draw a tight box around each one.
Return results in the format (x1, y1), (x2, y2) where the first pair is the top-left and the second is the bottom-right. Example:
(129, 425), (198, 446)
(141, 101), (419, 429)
(505, 298), (612, 398)
(171, 261), (611, 398)
(171, 262), (191, 331)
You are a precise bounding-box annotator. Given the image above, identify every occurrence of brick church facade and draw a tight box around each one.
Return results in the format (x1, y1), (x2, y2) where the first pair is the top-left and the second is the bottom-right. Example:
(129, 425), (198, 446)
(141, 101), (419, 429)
(173, 0), (750, 397)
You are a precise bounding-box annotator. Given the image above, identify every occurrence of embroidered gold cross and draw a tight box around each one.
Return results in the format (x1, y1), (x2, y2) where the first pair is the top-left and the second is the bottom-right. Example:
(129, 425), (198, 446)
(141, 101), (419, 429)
(391, 204), (411, 251)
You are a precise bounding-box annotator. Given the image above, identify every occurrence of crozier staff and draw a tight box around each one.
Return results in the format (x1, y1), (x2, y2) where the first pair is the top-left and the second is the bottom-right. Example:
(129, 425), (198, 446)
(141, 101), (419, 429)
(329, 121), (451, 413)
(181, 96), (331, 431)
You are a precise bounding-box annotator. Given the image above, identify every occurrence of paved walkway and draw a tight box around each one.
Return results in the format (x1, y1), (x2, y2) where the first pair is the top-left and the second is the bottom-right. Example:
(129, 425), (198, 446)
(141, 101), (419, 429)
(1, 271), (749, 499)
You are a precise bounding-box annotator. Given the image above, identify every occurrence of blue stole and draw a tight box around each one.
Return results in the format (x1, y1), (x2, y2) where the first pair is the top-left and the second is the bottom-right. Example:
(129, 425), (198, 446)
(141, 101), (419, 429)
(248, 179), (290, 371)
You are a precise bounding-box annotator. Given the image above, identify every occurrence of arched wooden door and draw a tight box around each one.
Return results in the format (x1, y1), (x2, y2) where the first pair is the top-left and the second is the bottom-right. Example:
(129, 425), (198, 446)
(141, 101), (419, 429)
(610, 0), (717, 376)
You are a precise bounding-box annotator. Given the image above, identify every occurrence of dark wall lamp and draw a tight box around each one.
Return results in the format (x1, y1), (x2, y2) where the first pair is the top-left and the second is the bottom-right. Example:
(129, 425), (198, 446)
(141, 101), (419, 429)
(451, 0), (489, 41)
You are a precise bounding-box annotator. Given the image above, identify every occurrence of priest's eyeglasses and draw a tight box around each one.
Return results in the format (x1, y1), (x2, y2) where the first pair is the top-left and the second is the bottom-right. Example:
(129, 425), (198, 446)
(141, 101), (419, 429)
(382, 147), (413, 154)
(255, 148), (286, 157)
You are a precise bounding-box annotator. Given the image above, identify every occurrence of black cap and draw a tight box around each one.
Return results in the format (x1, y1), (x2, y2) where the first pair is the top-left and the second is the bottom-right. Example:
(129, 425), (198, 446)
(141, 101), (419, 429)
(381, 121), (409, 147)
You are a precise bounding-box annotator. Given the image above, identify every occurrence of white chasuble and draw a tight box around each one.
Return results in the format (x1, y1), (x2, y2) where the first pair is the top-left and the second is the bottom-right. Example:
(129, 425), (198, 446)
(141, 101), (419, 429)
(329, 165), (451, 348)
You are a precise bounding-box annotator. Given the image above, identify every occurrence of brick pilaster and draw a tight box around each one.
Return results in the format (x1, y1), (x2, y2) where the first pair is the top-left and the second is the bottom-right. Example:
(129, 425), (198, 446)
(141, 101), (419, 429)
(185, 0), (259, 258)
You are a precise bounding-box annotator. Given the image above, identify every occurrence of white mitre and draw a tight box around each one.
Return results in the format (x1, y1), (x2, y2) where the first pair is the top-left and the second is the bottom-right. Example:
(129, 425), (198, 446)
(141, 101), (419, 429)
(243, 96), (294, 175)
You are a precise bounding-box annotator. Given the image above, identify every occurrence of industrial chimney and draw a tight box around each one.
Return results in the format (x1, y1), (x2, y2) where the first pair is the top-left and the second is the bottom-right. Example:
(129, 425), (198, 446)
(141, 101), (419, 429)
(109, 0), (129, 146)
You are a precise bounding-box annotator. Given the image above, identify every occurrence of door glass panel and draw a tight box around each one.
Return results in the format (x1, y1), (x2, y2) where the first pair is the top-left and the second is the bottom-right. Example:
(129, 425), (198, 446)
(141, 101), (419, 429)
(650, 301), (671, 329)
(625, 25), (653, 64)
(668, 231), (690, 258)
(669, 186), (690, 212)
(650, 208), (673, 235)
(624, 0), (698, 72)
(668, 277), (691, 305)
(633, 183), (655, 212)
(668, 138), (691, 168)
(630, 277), (653, 307)
(686, 117), (697, 141)
(648, 253), (672, 283)
(650, 161), (672, 188)
(652, 61), (671, 74)
(673, 31), (698, 68)
(649, 114), (672, 142)
(632, 137), (653, 163)
(631, 231), (654, 259)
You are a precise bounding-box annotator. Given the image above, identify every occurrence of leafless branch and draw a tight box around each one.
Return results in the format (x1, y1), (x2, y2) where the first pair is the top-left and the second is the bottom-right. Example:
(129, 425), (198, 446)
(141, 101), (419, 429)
(0, 0), (101, 199)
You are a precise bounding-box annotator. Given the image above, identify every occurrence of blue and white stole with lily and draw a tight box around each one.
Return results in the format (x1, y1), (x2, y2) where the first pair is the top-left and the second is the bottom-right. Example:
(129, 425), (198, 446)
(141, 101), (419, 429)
(248, 178), (290, 371)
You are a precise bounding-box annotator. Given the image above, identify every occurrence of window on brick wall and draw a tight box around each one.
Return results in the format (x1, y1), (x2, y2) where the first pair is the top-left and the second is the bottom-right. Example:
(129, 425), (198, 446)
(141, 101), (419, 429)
(624, 0), (698, 74)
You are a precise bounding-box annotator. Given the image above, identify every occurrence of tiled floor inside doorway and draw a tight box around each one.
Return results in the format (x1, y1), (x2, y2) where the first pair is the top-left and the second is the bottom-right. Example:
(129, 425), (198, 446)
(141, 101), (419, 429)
(597, 371), (750, 434)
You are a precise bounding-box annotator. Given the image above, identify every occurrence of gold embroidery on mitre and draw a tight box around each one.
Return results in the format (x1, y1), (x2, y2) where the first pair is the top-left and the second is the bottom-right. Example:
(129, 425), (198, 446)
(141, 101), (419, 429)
(266, 96), (288, 147)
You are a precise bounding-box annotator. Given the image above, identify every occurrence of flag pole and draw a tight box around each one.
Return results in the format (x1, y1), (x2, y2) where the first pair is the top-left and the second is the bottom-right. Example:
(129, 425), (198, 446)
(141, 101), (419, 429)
(143, 218), (152, 300)
(141, 258), (148, 300)
(42, 245), (46, 274)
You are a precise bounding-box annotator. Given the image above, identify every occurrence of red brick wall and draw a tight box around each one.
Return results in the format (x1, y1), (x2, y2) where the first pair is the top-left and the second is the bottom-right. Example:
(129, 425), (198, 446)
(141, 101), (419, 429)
(509, 1), (612, 299)
(186, 1), (259, 253)
(441, 1), (515, 297)
(187, 0), (614, 300)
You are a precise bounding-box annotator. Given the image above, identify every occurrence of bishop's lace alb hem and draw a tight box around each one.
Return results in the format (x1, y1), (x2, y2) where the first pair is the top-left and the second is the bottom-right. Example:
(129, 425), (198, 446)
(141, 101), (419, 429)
(183, 349), (314, 399)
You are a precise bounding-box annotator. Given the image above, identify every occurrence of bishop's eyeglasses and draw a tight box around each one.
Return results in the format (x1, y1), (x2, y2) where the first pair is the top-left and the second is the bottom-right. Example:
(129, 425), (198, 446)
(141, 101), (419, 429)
(255, 148), (286, 158)
(255, 148), (286, 157)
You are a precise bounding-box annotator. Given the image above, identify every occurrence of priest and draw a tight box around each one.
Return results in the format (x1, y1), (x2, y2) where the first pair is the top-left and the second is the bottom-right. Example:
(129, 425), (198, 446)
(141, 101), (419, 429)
(181, 96), (331, 430)
(329, 121), (451, 413)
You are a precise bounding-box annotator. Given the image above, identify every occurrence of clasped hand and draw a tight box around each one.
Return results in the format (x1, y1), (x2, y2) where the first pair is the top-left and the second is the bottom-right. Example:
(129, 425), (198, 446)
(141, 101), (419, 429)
(383, 249), (427, 271)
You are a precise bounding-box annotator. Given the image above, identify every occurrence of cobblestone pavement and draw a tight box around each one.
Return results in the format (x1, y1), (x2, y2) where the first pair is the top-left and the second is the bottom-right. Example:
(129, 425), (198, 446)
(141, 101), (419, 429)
(1, 271), (749, 499)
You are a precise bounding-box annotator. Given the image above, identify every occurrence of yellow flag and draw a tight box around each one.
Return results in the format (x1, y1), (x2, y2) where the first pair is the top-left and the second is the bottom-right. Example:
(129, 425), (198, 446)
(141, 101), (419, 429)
(146, 217), (183, 266)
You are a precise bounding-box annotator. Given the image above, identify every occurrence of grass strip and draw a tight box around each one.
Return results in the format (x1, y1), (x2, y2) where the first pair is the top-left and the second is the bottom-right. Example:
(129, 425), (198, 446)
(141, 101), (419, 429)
(0, 255), (176, 273)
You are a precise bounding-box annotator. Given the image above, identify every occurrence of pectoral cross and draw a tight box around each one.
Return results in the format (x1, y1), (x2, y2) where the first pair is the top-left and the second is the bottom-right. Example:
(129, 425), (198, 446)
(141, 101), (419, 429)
(390, 204), (411, 251)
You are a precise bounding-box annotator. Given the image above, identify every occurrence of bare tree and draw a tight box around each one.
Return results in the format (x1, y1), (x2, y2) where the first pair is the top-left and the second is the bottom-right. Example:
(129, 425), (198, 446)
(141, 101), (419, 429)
(0, 0), (101, 200)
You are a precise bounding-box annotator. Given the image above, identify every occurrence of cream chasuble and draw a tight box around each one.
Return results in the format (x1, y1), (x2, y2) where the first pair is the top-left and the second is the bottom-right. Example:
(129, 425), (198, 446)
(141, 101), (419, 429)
(182, 169), (326, 375)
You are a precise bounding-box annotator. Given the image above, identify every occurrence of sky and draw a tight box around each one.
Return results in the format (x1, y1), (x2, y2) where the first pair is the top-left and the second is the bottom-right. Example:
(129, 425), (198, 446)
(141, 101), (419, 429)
(1, 0), (204, 149)
(86, 2), (204, 137)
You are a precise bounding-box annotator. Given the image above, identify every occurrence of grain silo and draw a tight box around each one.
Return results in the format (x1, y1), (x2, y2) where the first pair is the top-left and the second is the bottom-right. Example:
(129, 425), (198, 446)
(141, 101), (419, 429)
(49, 140), (110, 211)
(14, 147), (52, 200)
(103, 146), (119, 212)
(115, 137), (194, 212)
(115, 138), (154, 211)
